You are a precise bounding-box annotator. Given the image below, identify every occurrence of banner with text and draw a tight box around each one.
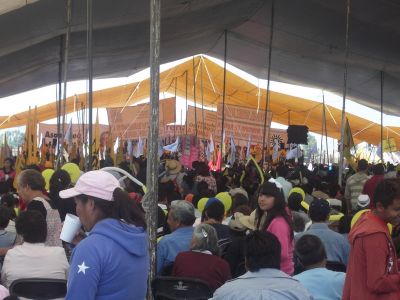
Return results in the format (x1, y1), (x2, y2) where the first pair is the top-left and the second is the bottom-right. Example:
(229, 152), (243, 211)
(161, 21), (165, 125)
(185, 106), (217, 139)
(107, 97), (176, 139)
(216, 104), (277, 145)
(38, 123), (109, 146)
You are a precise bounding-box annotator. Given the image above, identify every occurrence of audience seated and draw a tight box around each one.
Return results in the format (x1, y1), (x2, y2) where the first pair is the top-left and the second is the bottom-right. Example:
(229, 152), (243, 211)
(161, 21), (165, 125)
(288, 189), (311, 233)
(0, 208), (16, 248)
(294, 235), (345, 299)
(211, 231), (312, 299)
(157, 200), (195, 274)
(202, 199), (231, 241)
(172, 224), (231, 291)
(1, 211), (68, 288)
(16, 170), (62, 246)
(0, 194), (17, 234)
(256, 182), (294, 275)
(48, 169), (76, 222)
(295, 198), (350, 266)
(275, 164), (293, 201)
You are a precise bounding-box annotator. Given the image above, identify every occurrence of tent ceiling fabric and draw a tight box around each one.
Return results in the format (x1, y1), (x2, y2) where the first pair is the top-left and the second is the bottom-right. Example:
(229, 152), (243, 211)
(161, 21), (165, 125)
(1, 56), (398, 146)
(0, 0), (399, 116)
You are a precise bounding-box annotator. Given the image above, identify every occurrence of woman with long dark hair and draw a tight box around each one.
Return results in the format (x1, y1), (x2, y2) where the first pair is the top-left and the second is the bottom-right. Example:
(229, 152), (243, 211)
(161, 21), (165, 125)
(256, 181), (294, 275)
(49, 169), (76, 222)
(59, 170), (148, 300)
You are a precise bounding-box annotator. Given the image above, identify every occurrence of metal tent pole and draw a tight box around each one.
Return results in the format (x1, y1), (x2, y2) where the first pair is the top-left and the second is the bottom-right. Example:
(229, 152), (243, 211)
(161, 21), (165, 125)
(338, 0), (351, 187)
(57, 0), (72, 168)
(56, 36), (64, 167)
(193, 57), (198, 137)
(185, 71), (188, 135)
(146, 0), (161, 297)
(87, 0), (93, 171)
(200, 59), (205, 138)
(174, 77), (177, 140)
(380, 71), (384, 162)
(320, 106), (324, 165)
(220, 30), (228, 166)
(323, 92), (329, 165)
(261, 0), (275, 164)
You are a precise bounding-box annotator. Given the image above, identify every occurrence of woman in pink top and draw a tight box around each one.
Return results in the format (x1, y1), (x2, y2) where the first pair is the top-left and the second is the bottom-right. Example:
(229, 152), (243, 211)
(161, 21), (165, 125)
(256, 181), (294, 275)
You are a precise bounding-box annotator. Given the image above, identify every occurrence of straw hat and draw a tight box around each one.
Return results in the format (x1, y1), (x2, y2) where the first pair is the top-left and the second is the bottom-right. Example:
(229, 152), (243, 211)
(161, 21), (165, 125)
(165, 160), (182, 175)
(160, 160), (182, 183)
(238, 209), (257, 231)
(229, 212), (248, 232)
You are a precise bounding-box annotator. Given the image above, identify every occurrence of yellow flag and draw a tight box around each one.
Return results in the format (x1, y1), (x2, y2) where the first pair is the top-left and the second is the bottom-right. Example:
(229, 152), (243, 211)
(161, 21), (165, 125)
(106, 128), (116, 166)
(24, 108), (31, 164)
(25, 107), (39, 165)
(13, 149), (25, 189)
(92, 109), (100, 169)
(116, 138), (124, 166)
(383, 138), (397, 153)
(32, 106), (38, 164)
(343, 118), (355, 159)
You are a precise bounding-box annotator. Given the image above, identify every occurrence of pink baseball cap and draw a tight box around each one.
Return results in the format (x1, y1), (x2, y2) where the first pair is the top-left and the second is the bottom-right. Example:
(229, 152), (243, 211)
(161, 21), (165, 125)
(59, 170), (120, 201)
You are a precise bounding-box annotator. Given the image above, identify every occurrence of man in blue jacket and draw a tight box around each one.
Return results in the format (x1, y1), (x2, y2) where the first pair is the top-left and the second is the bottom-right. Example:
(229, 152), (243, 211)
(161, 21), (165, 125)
(60, 170), (148, 300)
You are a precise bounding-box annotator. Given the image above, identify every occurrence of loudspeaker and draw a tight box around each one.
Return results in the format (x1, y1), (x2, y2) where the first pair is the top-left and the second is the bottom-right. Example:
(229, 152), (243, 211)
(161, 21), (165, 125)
(287, 125), (308, 145)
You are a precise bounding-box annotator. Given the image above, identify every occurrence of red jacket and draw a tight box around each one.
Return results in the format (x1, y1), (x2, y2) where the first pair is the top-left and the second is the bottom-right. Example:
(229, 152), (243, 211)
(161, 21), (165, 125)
(172, 251), (231, 292)
(363, 175), (384, 208)
(342, 212), (400, 300)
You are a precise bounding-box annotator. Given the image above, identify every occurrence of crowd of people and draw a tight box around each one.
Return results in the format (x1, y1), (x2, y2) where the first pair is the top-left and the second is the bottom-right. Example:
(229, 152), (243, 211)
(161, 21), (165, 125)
(0, 155), (398, 299)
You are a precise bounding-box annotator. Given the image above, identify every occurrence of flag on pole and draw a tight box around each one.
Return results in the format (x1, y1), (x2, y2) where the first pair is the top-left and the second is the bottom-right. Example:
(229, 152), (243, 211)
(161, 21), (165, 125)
(24, 107), (39, 165)
(246, 136), (251, 159)
(206, 134), (215, 162)
(134, 137), (144, 158)
(163, 136), (180, 152)
(383, 138), (397, 153)
(106, 131), (116, 167)
(116, 138), (125, 166)
(228, 134), (236, 165)
(209, 134), (215, 153)
(343, 118), (355, 159)
(64, 119), (73, 149)
(158, 138), (164, 158)
(221, 130), (226, 157)
(0, 133), (12, 168)
(127, 139), (133, 157)
(92, 109), (100, 169)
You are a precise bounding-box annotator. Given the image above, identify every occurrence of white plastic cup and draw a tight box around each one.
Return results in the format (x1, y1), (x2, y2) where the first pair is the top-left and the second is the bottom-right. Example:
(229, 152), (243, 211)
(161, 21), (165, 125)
(60, 213), (81, 243)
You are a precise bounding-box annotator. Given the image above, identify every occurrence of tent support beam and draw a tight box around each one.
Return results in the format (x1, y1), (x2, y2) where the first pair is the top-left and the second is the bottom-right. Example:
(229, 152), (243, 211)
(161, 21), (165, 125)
(338, 0), (351, 189)
(200, 58), (206, 138)
(57, 0), (72, 168)
(174, 77), (177, 139)
(185, 70), (188, 135)
(380, 71), (384, 162)
(193, 56), (198, 137)
(262, 0), (275, 164)
(146, 0), (161, 298)
(87, 0), (94, 171)
(323, 92), (329, 165)
(220, 29), (228, 168)
(56, 35), (64, 167)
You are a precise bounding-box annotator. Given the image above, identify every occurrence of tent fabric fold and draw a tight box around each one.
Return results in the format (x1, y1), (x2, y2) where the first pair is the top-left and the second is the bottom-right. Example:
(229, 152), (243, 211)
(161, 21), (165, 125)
(0, 56), (398, 146)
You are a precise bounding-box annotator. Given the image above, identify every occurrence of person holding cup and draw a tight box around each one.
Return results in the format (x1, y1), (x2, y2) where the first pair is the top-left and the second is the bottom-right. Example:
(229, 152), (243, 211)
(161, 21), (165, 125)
(59, 170), (148, 300)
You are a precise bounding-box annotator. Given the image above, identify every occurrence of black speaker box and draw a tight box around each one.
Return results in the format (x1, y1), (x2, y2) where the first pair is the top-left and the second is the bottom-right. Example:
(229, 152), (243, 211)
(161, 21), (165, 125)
(287, 125), (308, 145)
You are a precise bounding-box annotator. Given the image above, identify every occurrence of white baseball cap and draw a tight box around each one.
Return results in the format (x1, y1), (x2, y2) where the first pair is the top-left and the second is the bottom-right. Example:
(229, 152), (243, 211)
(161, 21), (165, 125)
(59, 170), (120, 201)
